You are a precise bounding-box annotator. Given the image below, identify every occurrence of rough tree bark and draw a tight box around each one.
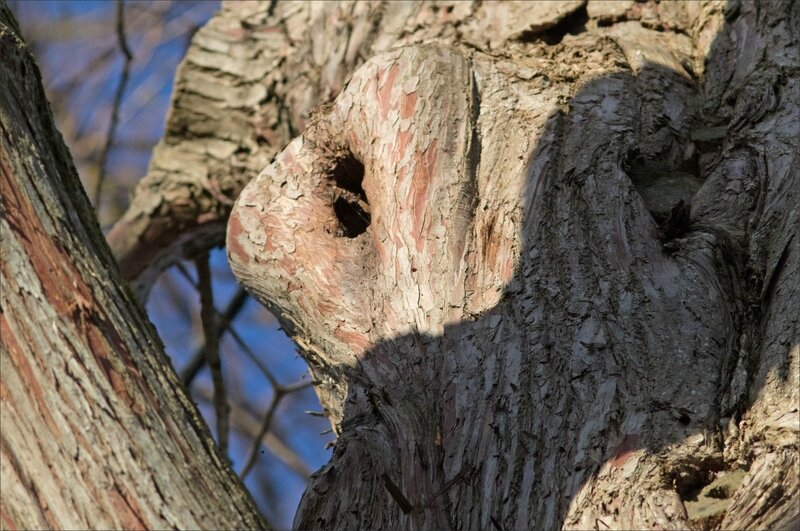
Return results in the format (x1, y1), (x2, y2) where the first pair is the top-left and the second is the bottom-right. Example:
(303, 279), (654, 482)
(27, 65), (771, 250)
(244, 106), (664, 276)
(226, 1), (800, 529)
(2, 1), (798, 530)
(0, 6), (265, 529)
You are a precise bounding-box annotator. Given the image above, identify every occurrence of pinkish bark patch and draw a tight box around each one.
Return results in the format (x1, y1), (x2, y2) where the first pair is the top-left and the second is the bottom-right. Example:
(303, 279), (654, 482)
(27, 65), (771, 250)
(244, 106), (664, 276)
(410, 140), (439, 252)
(400, 91), (417, 119)
(226, 213), (250, 264)
(335, 326), (371, 353)
(377, 64), (400, 121)
(394, 130), (413, 164)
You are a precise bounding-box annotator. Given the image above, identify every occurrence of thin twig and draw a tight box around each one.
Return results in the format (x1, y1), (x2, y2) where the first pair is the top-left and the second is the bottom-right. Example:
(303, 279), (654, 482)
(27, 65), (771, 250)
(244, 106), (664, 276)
(238, 383), (311, 479)
(195, 254), (230, 457)
(93, 0), (133, 210)
(240, 391), (284, 479)
(220, 322), (311, 393)
(174, 262), (314, 477)
(193, 383), (312, 479)
(173, 264), (293, 390)
(226, 325), (280, 387)
(174, 261), (196, 286)
(180, 287), (249, 386)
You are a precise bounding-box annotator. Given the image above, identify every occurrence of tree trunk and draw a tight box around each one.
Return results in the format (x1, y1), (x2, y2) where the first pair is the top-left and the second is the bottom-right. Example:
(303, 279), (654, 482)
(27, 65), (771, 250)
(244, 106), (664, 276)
(2, 1), (797, 530)
(0, 7), (265, 529)
(225, 1), (799, 529)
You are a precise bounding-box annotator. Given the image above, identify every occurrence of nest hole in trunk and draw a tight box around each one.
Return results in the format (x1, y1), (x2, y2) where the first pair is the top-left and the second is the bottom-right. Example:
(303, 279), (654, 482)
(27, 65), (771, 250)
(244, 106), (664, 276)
(331, 153), (370, 238)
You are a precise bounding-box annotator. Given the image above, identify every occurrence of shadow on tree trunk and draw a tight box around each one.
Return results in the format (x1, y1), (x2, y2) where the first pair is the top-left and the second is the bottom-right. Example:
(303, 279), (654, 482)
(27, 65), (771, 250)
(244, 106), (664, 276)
(224, 3), (797, 529)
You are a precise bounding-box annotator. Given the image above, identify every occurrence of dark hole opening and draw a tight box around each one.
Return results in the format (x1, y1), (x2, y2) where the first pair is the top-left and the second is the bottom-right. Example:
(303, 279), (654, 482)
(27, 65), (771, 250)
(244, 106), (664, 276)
(622, 147), (701, 252)
(657, 200), (692, 253)
(706, 485), (731, 500)
(671, 457), (725, 500)
(331, 154), (370, 238)
(332, 155), (367, 202)
(520, 5), (589, 45)
(333, 197), (370, 238)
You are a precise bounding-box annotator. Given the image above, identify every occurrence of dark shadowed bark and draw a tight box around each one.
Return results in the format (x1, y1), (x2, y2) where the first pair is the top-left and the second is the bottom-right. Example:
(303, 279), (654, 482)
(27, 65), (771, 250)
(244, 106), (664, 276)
(226, 1), (798, 529)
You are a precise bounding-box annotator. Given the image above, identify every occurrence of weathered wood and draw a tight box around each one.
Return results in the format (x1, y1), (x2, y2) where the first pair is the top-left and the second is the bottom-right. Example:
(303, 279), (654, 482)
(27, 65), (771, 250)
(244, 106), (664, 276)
(226, 1), (798, 529)
(0, 6), (266, 529)
(108, 0), (592, 295)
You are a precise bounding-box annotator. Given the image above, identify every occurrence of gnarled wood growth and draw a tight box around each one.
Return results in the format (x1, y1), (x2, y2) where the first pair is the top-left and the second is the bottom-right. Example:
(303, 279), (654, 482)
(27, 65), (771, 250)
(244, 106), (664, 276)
(227, 1), (798, 529)
(0, 7), (265, 529)
(109, 0), (607, 295)
(1, 0), (797, 529)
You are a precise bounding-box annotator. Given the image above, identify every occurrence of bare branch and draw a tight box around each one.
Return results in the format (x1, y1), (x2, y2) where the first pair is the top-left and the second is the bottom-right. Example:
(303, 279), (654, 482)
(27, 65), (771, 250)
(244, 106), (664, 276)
(175, 261), (315, 482)
(195, 253), (229, 457)
(240, 392), (282, 480)
(92, 0), (133, 211)
(181, 287), (249, 387)
(193, 384), (312, 479)
(173, 264), (293, 391)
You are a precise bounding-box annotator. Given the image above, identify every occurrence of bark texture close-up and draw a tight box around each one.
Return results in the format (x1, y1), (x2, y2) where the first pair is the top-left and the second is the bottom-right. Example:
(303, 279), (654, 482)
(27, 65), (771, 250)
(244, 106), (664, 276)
(226, 1), (799, 529)
(0, 5), (265, 529)
(2, 0), (798, 530)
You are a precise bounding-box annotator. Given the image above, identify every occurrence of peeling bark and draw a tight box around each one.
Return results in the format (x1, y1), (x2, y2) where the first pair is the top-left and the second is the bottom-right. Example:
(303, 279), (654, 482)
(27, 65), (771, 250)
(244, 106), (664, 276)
(0, 7), (265, 529)
(225, 1), (798, 529)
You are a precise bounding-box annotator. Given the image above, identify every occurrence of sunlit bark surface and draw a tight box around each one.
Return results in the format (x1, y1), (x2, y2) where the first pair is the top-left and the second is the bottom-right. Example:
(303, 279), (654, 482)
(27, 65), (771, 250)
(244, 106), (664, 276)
(0, 7), (265, 529)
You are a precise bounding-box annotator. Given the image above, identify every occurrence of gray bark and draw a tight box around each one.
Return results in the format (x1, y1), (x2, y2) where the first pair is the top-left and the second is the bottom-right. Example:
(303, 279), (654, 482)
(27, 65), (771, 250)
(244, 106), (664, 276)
(0, 6), (265, 529)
